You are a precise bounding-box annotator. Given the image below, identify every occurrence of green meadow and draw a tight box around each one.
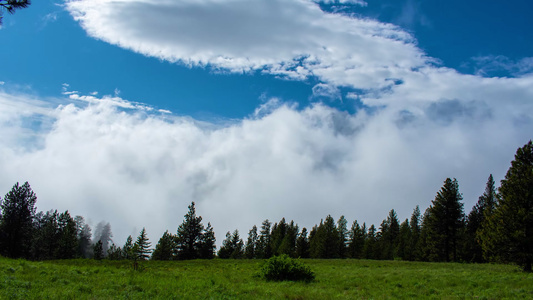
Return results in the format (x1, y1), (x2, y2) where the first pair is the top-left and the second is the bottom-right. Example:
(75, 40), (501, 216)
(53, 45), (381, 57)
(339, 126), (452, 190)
(1, 257), (532, 299)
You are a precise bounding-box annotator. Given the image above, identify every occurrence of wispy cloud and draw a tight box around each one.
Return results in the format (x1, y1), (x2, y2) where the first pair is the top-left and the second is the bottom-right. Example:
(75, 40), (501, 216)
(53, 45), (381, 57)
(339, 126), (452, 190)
(471, 55), (533, 77)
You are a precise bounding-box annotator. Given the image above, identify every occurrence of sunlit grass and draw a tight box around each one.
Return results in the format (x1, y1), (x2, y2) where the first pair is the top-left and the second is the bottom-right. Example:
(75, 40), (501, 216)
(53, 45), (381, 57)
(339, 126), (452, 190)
(1, 257), (532, 299)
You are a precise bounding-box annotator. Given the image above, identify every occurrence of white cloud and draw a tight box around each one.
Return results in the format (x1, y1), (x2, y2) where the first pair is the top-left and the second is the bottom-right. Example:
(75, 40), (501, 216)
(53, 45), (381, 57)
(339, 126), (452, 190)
(315, 0), (368, 6)
(1, 91), (531, 246)
(65, 0), (423, 90)
(472, 55), (533, 77)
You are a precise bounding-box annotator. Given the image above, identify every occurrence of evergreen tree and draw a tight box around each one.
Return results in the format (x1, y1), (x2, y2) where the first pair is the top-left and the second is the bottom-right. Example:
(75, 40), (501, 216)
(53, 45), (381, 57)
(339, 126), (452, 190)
(31, 210), (59, 260)
(152, 230), (175, 260)
(122, 235), (134, 259)
(347, 221), (365, 259)
(270, 218), (287, 256)
(134, 227), (152, 260)
(0, 0), (31, 25)
(0, 182), (37, 258)
(106, 244), (124, 260)
(93, 240), (104, 260)
(75, 216), (92, 258)
(295, 228), (310, 258)
(93, 222), (113, 256)
(425, 178), (465, 262)
(310, 215), (340, 258)
(409, 206), (421, 261)
(481, 141), (533, 272)
(337, 216), (348, 258)
(218, 230), (244, 259)
(363, 224), (377, 259)
(256, 219), (272, 258)
(176, 202), (204, 260)
(198, 222), (216, 259)
(377, 210), (400, 260)
(245, 225), (258, 259)
(396, 219), (410, 260)
(56, 211), (78, 259)
(465, 175), (497, 262)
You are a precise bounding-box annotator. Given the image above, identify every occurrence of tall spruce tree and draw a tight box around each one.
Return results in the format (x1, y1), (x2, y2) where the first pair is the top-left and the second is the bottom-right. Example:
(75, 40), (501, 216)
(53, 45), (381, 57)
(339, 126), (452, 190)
(337, 216), (348, 258)
(176, 202), (204, 260)
(31, 210), (59, 260)
(0, 182), (37, 258)
(256, 219), (272, 258)
(134, 227), (151, 260)
(347, 221), (365, 259)
(481, 141), (533, 272)
(198, 222), (216, 259)
(295, 228), (310, 258)
(409, 206), (421, 261)
(218, 230), (244, 259)
(465, 174), (497, 262)
(56, 211), (78, 259)
(425, 178), (465, 262)
(245, 225), (258, 259)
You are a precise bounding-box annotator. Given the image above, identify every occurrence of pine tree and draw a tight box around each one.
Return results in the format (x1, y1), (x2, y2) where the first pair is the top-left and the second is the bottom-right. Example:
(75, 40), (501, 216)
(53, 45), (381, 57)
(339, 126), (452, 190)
(465, 175), (497, 262)
(123, 235), (134, 259)
(310, 215), (340, 258)
(425, 178), (465, 262)
(295, 228), (310, 258)
(74, 216), (92, 258)
(176, 202), (204, 260)
(106, 244), (124, 260)
(93, 240), (104, 260)
(198, 222), (216, 259)
(218, 230), (244, 259)
(256, 219), (272, 258)
(481, 141), (533, 272)
(409, 206), (421, 261)
(363, 224), (376, 259)
(134, 227), (151, 260)
(152, 230), (175, 260)
(377, 210), (400, 260)
(396, 219), (410, 260)
(337, 216), (348, 258)
(245, 225), (258, 259)
(56, 211), (78, 259)
(347, 221), (365, 259)
(0, 0), (31, 25)
(0, 182), (37, 258)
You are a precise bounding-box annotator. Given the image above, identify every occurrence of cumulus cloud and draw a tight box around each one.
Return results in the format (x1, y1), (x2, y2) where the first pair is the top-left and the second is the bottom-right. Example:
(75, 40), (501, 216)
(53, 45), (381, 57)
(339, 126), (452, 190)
(65, 0), (423, 90)
(0, 91), (531, 245)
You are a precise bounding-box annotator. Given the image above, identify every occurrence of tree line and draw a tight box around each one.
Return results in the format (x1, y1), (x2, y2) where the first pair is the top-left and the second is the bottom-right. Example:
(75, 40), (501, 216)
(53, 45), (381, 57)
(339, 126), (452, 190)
(0, 141), (532, 271)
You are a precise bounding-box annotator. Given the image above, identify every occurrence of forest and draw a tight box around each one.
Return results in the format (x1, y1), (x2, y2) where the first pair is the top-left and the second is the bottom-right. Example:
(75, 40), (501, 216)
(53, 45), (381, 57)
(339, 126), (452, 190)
(0, 141), (532, 272)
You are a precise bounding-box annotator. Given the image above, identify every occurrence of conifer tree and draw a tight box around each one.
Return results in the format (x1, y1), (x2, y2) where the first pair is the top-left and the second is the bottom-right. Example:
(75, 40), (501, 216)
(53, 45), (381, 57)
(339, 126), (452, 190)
(106, 244), (124, 260)
(56, 211), (78, 259)
(0, 182), (37, 258)
(481, 141), (533, 272)
(31, 210), (59, 260)
(337, 216), (348, 258)
(93, 240), (104, 260)
(256, 219), (272, 258)
(0, 0), (31, 25)
(295, 228), (310, 258)
(123, 235), (134, 259)
(152, 230), (175, 260)
(396, 219), (410, 260)
(176, 202), (204, 260)
(425, 178), (465, 262)
(363, 224), (377, 259)
(409, 206), (421, 261)
(245, 225), (258, 259)
(198, 222), (216, 259)
(218, 230), (244, 259)
(134, 227), (151, 260)
(347, 221), (365, 259)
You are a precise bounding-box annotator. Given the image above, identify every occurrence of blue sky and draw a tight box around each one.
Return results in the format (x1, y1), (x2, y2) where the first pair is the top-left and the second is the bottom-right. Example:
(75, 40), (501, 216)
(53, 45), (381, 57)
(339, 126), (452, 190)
(1, 0), (532, 245)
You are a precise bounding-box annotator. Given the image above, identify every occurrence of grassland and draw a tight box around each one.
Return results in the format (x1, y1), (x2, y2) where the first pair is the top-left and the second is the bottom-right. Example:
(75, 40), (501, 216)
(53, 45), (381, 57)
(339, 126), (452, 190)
(1, 257), (532, 299)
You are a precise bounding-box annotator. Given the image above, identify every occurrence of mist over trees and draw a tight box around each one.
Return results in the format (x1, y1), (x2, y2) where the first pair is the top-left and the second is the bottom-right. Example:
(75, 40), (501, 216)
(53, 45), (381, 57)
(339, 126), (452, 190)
(0, 141), (532, 271)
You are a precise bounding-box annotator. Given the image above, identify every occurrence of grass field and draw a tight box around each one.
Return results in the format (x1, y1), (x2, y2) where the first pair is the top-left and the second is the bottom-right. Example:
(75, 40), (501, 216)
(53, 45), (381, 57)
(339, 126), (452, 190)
(1, 257), (532, 299)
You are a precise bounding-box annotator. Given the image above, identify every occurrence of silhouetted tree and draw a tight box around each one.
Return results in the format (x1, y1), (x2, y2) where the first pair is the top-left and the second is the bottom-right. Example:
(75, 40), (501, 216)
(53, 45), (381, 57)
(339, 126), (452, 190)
(295, 228), (310, 258)
(93, 222), (113, 256)
(337, 215), (348, 258)
(310, 215), (340, 258)
(56, 211), (78, 259)
(245, 225), (258, 259)
(218, 230), (244, 259)
(0, 0), (31, 25)
(93, 240), (104, 260)
(74, 216), (92, 258)
(31, 210), (59, 260)
(198, 222), (216, 259)
(0, 182), (37, 258)
(363, 224), (377, 259)
(424, 178), (465, 262)
(347, 221), (365, 259)
(122, 235), (134, 259)
(107, 243), (124, 260)
(256, 219), (272, 258)
(481, 141), (533, 272)
(134, 227), (151, 260)
(409, 206), (421, 261)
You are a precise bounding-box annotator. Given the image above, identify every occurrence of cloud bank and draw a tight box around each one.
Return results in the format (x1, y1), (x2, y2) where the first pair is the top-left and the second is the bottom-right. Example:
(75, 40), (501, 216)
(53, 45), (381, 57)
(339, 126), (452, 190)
(1, 90), (530, 245)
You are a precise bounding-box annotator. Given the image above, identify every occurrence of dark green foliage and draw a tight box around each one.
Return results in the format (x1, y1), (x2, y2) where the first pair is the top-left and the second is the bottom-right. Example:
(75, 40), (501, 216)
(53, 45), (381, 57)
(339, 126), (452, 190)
(256, 219), (272, 259)
(347, 221), (365, 259)
(295, 228), (310, 258)
(424, 178), (465, 262)
(481, 141), (533, 272)
(0, 182), (37, 259)
(337, 216), (348, 258)
(56, 211), (78, 259)
(260, 254), (315, 282)
(152, 230), (175, 260)
(134, 227), (151, 260)
(363, 224), (377, 259)
(198, 222), (216, 259)
(0, 0), (30, 24)
(408, 206), (421, 261)
(75, 216), (92, 258)
(106, 243), (124, 260)
(176, 202), (209, 260)
(245, 225), (258, 259)
(310, 215), (340, 258)
(396, 219), (410, 260)
(122, 235), (134, 260)
(465, 175), (497, 263)
(377, 209), (400, 260)
(218, 230), (244, 259)
(93, 240), (104, 260)
(270, 218), (299, 257)
(31, 210), (59, 260)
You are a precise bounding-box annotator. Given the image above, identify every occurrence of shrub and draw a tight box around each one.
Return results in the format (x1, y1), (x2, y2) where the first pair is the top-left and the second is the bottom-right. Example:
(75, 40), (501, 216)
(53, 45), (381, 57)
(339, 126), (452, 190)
(260, 254), (315, 282)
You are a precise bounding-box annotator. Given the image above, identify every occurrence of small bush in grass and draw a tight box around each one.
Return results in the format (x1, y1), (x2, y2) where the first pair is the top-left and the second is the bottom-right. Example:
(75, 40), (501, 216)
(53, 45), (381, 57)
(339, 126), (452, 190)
(260, 255), (315, 282)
